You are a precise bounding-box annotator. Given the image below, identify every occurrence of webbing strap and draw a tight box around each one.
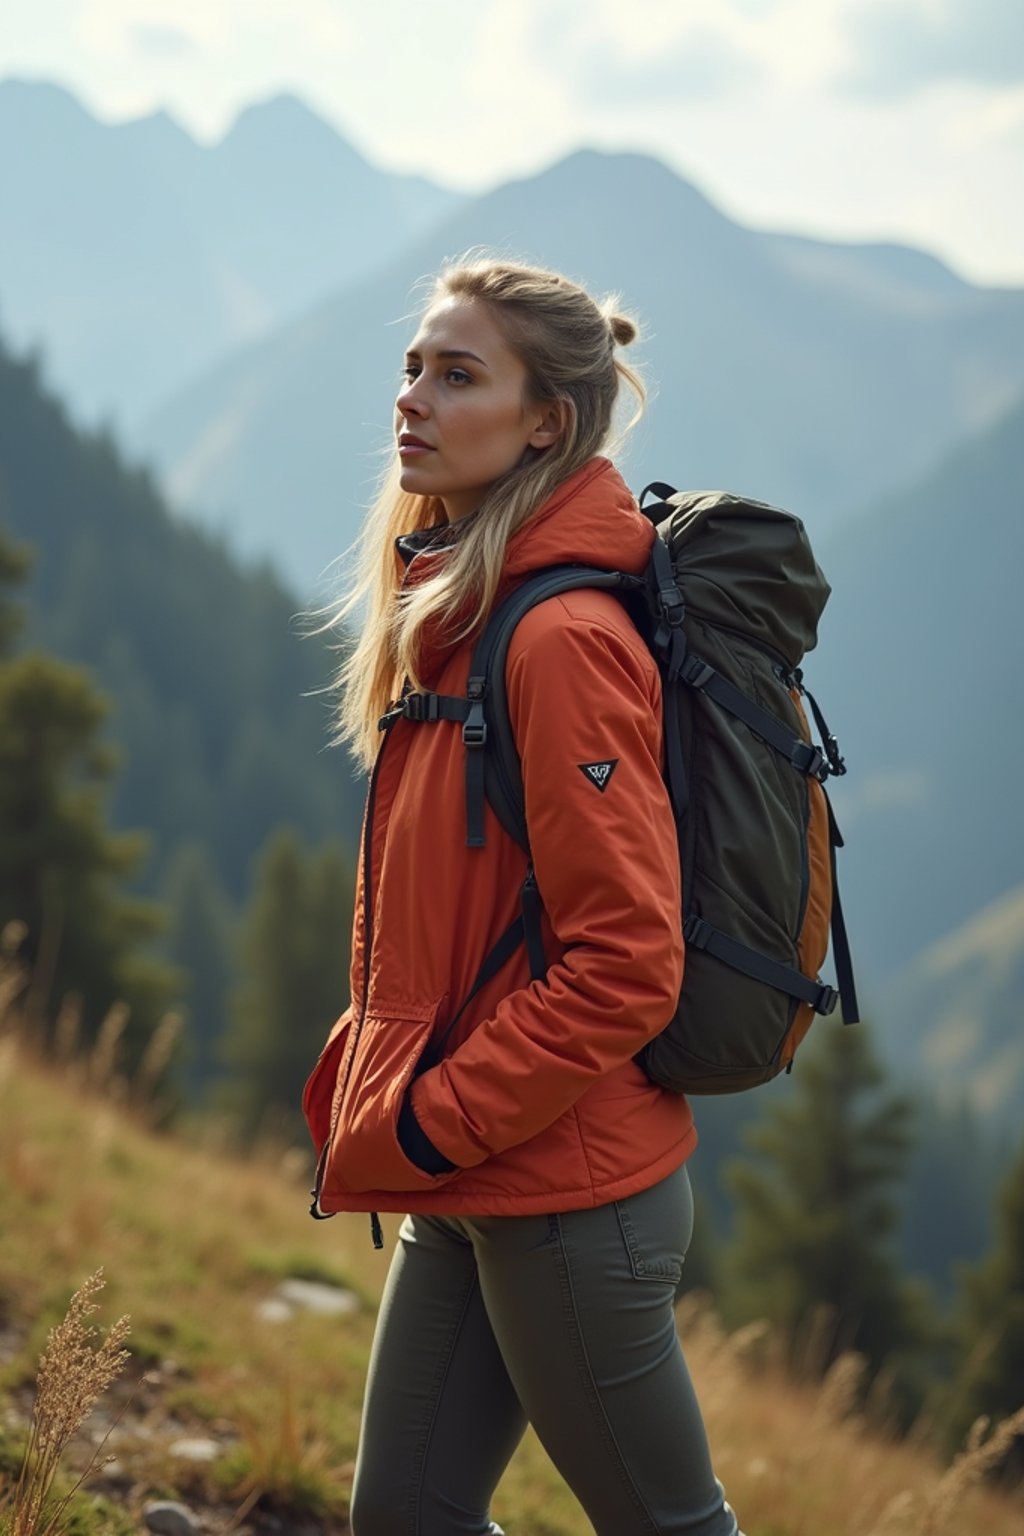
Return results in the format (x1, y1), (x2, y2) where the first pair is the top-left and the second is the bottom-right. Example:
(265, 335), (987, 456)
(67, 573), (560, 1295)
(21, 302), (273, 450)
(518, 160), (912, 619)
(824, 792), (860, 1023)
(464, 676), (488, 849)
(662, 628), (690, 818)
(428, 908), (527, 1065)
(682, 656), (830, 782)
(521, 866), (546, 981)
(683, 915), (839, 1014)
(801, 680), (847, 778)
(378, 692), (470, 731)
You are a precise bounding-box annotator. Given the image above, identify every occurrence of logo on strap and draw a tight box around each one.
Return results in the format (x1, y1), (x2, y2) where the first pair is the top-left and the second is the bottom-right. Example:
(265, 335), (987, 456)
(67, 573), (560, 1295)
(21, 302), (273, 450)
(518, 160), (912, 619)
(578, 759), (619, 792)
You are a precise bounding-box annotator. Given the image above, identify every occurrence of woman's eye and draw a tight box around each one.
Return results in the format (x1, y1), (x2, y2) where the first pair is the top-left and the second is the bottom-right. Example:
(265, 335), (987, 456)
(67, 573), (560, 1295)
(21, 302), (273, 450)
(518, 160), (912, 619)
(400, 364), (420, 381)
(446, 369), (471, 385)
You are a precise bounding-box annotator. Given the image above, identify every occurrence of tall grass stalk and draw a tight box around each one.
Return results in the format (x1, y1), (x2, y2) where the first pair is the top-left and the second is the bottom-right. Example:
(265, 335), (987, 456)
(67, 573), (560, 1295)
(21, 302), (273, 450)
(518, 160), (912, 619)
(913, 1406), (1024, 1536)
(1, 1270), (131, 1536)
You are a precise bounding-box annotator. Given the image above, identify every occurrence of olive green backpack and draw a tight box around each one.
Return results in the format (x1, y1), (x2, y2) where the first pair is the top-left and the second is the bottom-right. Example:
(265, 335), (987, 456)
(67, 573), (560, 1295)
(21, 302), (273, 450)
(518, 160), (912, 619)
(385, 484), (859, 1093)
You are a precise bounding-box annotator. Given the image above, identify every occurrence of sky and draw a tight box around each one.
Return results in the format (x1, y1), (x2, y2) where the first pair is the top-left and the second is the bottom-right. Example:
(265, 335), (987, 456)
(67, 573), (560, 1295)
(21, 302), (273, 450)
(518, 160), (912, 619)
(3, 0), (1023, 286)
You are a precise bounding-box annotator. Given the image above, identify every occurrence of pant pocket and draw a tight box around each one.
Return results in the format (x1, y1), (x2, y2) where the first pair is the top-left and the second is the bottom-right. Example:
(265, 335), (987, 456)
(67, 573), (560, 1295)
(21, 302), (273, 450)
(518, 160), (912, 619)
(614, 1165), (693, 1284)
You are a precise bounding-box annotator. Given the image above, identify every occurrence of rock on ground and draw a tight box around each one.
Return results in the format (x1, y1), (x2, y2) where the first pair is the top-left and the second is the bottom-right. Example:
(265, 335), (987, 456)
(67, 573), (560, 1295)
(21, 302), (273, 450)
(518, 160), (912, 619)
(143, 1500), (201, 1536)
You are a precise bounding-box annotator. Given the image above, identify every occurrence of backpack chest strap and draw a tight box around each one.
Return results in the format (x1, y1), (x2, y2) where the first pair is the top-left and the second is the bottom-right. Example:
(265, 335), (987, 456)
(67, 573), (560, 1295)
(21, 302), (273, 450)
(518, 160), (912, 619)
(377, 685), (489, 848)
(378, 692), (470, 728)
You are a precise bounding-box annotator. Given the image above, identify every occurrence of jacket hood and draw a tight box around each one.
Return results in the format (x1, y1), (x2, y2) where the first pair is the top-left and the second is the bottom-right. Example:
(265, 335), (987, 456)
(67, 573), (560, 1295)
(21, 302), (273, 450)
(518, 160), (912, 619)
(394, 458), (654, 683)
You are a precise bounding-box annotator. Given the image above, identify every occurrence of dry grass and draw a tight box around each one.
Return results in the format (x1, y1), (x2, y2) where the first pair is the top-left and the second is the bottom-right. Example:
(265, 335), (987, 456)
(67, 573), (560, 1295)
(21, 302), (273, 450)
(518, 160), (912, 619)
(0, 1008), (1021, 1535)
(0, 1271), (131, 1536)
(654, 1298), (1023, 1536)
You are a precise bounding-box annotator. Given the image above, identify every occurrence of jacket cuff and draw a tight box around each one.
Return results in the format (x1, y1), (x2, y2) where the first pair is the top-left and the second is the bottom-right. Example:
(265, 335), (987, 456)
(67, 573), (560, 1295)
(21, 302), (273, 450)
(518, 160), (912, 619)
(397, 1095), (457, 1174)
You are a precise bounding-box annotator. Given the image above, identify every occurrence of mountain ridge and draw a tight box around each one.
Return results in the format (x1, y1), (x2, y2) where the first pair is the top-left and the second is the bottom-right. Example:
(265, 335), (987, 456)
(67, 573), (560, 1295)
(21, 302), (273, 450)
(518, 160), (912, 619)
(126, 142), (1024, 591)
(0, 78), (462, 430)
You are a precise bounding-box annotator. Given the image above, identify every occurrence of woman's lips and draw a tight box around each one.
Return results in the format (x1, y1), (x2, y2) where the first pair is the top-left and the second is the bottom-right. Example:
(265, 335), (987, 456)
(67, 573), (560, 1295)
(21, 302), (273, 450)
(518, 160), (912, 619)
(398, 433), (435, 456)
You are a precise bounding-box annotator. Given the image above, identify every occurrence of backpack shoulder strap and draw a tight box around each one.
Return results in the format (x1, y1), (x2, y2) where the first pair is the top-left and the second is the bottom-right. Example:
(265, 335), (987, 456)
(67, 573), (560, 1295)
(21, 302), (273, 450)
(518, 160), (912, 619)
(464, 564), (641, 849)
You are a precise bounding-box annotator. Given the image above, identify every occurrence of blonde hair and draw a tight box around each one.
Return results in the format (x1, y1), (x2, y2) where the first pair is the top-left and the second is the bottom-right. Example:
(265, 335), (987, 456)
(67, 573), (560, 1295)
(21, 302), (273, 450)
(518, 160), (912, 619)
(331, 256), (646, 768)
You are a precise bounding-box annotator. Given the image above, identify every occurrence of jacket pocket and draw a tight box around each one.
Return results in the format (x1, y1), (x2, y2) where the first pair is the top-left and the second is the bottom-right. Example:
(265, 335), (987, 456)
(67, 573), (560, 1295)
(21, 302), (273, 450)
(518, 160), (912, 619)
(301, 1008), (353, 1151)
(320, 998), (455, 1196)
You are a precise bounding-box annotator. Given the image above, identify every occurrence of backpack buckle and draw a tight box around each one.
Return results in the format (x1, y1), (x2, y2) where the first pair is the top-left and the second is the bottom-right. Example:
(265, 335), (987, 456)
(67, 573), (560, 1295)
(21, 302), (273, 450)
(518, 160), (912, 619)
(814, 982), (839, 1015)
(794, 742), (829, 781)
(682, 656), (715, 690)
(463, 682), (488, 748)
(402, 692), (441, 722)
(683, 915), (713, 949)
(658, 584), (685, 628)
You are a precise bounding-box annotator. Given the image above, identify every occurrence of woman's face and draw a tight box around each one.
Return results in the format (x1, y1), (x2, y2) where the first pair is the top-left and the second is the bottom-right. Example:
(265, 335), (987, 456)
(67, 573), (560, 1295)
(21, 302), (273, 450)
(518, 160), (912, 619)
(395, 296), (561, 521)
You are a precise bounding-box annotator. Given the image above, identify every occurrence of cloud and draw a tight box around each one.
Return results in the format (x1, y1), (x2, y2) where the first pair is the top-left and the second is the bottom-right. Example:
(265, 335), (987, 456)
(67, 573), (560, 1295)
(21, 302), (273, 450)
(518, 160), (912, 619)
(129, 23), (195, 59)
(562, 24), (762, 108)
(498, 0), (765, 113)
(841, 0), (1024, 96)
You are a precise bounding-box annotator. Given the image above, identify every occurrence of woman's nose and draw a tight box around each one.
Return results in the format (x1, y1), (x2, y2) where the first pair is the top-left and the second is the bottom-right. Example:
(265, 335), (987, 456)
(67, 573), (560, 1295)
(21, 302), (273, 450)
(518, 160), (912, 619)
(396, 378), (428, 418)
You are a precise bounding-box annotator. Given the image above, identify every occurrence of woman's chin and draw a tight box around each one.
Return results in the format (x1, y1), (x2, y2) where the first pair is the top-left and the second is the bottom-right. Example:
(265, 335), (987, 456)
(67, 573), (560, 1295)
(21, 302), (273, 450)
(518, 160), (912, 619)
(398, 463), (434, 494)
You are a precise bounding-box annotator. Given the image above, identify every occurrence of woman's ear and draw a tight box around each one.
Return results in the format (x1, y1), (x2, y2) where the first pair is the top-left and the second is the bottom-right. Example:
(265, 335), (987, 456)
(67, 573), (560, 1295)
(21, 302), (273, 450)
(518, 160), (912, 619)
(527, 398), (569, 450)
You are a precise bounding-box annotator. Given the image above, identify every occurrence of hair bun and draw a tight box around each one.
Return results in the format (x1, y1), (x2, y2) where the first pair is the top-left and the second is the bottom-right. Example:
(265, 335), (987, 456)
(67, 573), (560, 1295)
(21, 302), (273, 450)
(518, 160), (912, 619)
(608, 313), (638, 347)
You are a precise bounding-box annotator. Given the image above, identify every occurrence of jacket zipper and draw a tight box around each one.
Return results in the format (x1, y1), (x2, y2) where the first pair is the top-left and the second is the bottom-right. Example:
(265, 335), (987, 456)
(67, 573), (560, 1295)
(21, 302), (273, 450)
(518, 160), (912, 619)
(311, 724), (393, 1240)
(313, 552), (427, 1237)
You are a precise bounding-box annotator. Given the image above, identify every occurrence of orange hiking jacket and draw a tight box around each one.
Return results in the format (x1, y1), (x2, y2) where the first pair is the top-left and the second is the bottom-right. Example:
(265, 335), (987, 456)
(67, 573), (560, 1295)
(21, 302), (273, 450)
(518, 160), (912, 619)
(305, 457), (696, 1216)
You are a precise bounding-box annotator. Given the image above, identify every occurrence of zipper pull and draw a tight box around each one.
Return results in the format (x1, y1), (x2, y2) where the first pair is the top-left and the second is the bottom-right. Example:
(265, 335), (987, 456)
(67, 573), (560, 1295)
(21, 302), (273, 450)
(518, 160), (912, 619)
(308, 1141), (335, 1220)
(369, 1212), (384, 1249)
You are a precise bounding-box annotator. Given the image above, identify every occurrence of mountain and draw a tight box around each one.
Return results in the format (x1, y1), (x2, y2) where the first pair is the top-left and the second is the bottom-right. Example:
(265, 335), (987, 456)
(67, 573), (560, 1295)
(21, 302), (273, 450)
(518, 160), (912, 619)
(0, 78), (460, 430)
(0, 329), (363, 903)
(883, 887), (1024, 1122)
(128, 147), (1024, 594)
(809, 394), (1024, 1103)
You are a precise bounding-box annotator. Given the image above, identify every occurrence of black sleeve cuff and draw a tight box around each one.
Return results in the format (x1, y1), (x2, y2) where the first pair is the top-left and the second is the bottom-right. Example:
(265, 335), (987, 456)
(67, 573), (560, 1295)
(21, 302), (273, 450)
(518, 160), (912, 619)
(397, 1096), (457, 1175)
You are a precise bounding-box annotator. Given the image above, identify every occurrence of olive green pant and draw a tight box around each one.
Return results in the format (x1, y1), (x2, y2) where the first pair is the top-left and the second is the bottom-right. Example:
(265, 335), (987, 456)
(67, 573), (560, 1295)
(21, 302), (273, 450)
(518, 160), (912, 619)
(350, 1164), (739, 1536)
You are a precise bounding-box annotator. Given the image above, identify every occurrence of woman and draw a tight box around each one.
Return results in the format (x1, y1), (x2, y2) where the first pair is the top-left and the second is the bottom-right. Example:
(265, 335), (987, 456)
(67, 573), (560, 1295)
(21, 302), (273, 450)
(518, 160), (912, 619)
(307, 258), (741, 1536)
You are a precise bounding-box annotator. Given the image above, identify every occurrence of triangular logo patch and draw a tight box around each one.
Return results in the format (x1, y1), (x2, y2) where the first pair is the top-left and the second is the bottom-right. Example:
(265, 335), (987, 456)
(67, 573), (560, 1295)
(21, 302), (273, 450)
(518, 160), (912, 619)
(578, 759), (619, 792)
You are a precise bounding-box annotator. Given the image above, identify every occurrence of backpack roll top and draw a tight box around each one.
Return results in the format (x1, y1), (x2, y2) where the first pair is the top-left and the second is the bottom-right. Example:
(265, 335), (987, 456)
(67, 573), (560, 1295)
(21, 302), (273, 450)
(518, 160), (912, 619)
(653, 490), (831, 667)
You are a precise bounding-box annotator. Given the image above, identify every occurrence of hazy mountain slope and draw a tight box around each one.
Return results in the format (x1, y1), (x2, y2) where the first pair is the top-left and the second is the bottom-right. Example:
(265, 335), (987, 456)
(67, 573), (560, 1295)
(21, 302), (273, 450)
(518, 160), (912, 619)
(883, 887), (1024, 1121)
(0, 79), (460, 430)
(0, 332), (362, 901)
(130, 147), (1024, 593)
(812, 395), (1024, 1001)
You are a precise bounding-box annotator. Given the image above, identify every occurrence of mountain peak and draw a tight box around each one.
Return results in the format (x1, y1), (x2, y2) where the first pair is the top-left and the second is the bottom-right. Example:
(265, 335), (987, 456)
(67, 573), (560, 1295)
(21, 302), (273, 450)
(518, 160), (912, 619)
(220, 92), (365, 165)
(0, 76), (96, 128)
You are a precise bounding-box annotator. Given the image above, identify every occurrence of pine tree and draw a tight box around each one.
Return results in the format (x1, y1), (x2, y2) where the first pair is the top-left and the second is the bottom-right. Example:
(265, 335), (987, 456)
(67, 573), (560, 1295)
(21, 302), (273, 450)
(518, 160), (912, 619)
(219, 826), (354, 1141)
(0, 522), (178, 1067)
(724, 1022), (927, 1379)
(945, 1137), (1024, 1454)
(0, 517), (31, 656)
(161, 839), (237, 1098)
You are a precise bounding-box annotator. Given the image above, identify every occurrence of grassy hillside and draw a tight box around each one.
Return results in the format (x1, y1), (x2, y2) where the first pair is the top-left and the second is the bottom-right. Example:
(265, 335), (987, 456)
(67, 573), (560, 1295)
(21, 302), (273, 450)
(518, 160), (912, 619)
(0, 1037), (1021, 1536)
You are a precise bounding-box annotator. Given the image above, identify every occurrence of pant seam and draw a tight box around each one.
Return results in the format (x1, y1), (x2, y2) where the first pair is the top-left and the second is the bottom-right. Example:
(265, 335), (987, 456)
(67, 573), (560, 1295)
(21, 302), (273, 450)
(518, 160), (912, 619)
(409, 1259), (482, 1536)
(550, 1212), (662, 1535)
